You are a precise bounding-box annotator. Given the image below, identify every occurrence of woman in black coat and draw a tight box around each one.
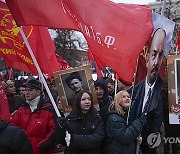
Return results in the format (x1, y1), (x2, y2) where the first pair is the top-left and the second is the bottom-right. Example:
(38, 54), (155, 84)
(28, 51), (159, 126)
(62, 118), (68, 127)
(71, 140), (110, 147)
(64, 90), (105, 154)
(103, 90), (147, 154)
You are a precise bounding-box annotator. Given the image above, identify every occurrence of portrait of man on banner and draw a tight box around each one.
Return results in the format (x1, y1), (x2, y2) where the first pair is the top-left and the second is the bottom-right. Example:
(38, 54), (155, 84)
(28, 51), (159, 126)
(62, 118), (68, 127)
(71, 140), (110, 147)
(168, 55), (180, 124)
(174, 59), (180, 104)
(129, 28), (166, 153)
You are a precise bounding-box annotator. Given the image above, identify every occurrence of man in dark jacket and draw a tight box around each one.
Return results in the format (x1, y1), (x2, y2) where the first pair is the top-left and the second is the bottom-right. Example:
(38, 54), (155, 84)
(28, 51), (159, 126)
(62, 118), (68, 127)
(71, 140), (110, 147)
(128, 28), (166, 154)
(0, 120), (32, 154)
(106, 78), (115, 99)
(2, 80), (25, 114)
(94, 78), (112, 121)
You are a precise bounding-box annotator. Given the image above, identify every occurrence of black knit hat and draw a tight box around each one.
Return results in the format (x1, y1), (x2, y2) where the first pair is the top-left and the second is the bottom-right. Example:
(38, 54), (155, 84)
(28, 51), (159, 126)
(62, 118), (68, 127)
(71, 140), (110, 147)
(25, 79), (42, 90)
(65, 72), (82, 87)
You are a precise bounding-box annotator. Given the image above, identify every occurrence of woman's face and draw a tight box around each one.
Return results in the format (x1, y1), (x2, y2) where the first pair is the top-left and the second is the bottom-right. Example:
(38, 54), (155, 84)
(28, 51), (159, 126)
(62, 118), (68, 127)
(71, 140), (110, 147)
(120, 92), (131, 109)
(80, 92), (92, 113)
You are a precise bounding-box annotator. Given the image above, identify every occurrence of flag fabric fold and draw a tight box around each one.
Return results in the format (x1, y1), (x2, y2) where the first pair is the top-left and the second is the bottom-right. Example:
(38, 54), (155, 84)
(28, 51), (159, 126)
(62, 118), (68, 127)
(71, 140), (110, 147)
(56, 54), (70, 70)
(6, 0), (153, 84)
(88, 50), (104, 79)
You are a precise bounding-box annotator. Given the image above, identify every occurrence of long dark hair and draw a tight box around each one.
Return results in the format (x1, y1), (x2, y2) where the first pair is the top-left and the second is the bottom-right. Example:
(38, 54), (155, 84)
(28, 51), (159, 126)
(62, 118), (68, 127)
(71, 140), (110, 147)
(74, 90), (93, 115)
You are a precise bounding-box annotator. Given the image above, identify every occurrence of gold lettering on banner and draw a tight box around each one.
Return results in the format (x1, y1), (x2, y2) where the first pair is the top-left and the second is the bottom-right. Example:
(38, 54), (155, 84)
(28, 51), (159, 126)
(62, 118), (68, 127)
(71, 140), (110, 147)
(0, 48), (16, 55)
(61, 1), (116, 50)
(17, 52), (34, 65)
(0, 47), (34, 65)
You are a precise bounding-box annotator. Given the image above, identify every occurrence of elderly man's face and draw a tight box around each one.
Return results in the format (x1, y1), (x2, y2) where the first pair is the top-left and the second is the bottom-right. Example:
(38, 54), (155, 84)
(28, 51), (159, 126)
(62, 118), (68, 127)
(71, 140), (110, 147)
(69, 79), (83, 93)
(146, 29), (166, 86)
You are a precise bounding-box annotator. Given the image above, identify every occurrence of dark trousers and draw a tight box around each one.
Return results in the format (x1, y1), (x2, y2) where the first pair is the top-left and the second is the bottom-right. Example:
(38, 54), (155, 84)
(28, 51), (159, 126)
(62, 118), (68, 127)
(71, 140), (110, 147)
(140, 144), (157, 154)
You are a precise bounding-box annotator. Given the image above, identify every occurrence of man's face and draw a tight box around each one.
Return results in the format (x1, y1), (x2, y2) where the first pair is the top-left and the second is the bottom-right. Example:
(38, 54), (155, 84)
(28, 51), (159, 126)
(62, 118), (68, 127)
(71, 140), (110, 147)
(51, 84), (58, 92)
(25, 88), (40, 101)
(6, 84), (15, 95)
(69, 79), (83, 93)
(107, 83), (114, 94)
(117, 81), (125, 91)
(95, 86), (104, 100)
(146, 29), (166, 85)
(19, 87), (26, 97)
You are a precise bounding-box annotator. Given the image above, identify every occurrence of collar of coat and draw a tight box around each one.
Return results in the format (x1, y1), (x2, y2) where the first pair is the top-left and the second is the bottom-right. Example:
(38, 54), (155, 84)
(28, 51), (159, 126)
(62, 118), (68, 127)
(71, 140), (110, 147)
(67, 107), (100, 120)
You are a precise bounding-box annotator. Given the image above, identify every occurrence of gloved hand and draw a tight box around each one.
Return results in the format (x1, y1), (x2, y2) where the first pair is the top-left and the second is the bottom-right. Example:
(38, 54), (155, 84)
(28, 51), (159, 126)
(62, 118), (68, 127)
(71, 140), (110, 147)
(56, 117), (67, 129)
(65, 131), (71, 146)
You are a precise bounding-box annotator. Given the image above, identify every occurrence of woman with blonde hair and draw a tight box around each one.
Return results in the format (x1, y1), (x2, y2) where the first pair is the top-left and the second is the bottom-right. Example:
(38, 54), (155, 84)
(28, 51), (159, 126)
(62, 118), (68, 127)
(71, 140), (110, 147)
(103, 90), (147, 154)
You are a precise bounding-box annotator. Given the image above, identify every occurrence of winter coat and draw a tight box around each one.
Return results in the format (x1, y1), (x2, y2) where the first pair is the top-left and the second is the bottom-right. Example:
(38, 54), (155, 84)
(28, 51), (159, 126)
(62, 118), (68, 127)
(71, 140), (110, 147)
(94, 78), (112, 121)
(128, 76), (163, 149)
(0, 120), (32, 154)
(103, 109), (146, 154)
(10, 96), (56, 154)
(65, 108), (105, 154)
(7, 94), (26, 113)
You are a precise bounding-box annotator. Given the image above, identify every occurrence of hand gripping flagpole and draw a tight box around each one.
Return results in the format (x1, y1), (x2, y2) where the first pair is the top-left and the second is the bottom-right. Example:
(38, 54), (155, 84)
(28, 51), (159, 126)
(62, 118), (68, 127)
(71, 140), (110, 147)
(19, 27), (61, 118)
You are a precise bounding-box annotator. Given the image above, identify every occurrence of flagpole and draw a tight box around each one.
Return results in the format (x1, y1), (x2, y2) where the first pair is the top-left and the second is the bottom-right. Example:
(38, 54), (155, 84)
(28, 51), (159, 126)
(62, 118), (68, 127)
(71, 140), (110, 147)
(125, 56), (139, 154)
(161, 0), (166, 16)
(127, 56), (139, 124)
(114, 73), (118, 97)
(19, 27), (61, 117)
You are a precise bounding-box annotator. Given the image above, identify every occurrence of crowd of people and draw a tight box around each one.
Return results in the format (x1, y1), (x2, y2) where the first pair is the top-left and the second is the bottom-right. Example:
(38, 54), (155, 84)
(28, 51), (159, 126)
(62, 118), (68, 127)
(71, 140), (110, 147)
(0, 28), (177, 154)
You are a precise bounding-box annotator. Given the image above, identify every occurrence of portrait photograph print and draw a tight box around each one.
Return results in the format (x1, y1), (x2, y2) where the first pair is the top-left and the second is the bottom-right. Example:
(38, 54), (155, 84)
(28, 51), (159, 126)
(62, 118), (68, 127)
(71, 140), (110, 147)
(168, 55), (180, 124)
(54, 65), (98, 112)
(174, 59), (180, 104)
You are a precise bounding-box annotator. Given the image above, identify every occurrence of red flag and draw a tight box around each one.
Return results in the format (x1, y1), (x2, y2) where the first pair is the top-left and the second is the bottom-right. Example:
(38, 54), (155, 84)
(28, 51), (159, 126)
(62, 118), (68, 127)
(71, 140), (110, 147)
(56, 54), (70, 70)
(0, 81), (10, 121)
(0, 2), (60, 77)
(6, 0), (153, 84)
(7, 68), (14, 80)
(135, 51), (147, 84)
(177, 27), (180, 49)
(88, 50), (104, 79)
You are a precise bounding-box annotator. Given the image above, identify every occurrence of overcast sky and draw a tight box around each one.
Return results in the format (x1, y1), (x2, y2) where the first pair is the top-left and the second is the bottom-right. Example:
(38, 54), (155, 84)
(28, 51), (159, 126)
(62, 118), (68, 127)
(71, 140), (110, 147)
(110, 0), (156, 4)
